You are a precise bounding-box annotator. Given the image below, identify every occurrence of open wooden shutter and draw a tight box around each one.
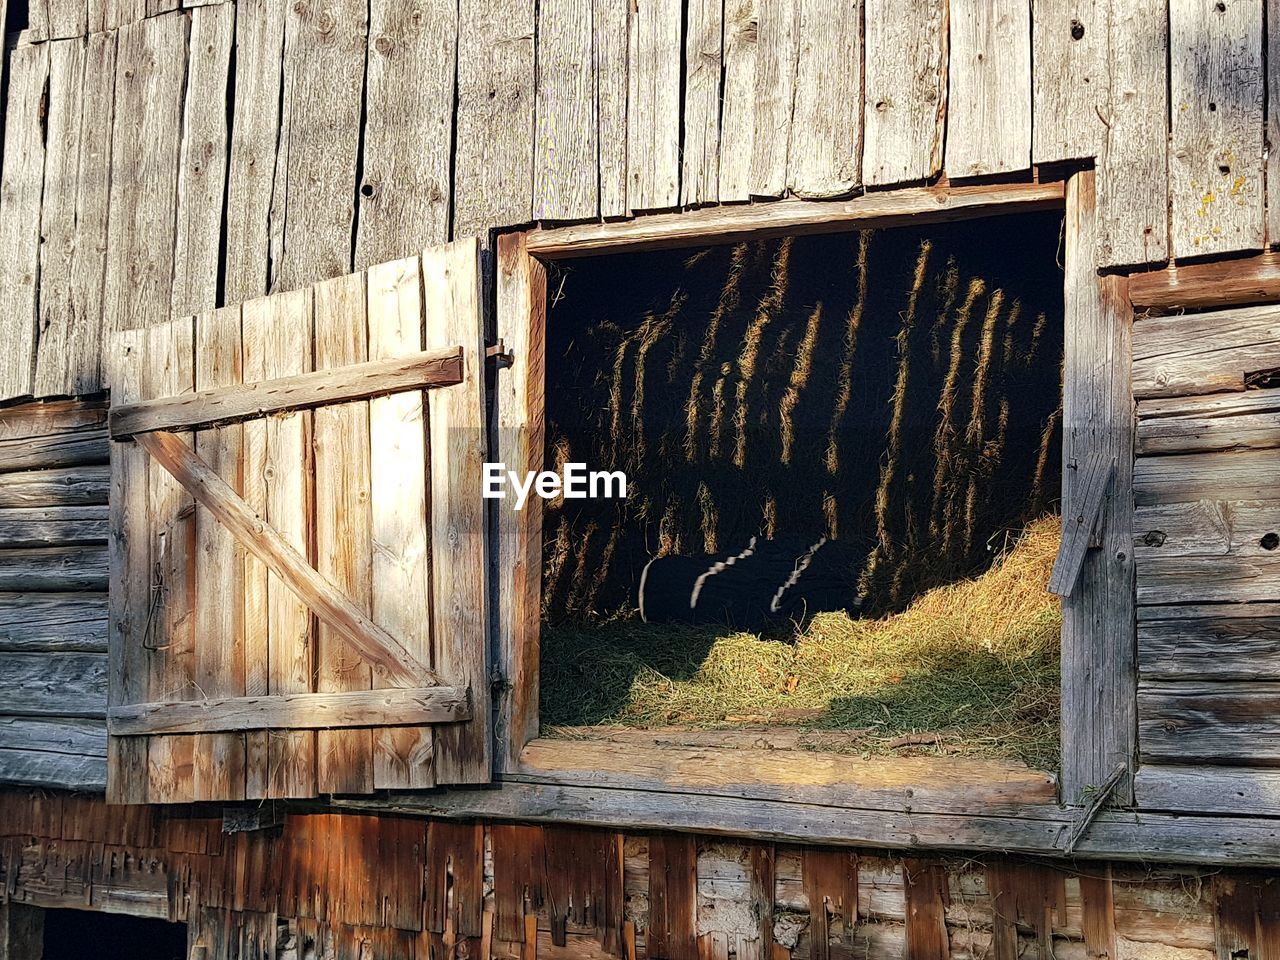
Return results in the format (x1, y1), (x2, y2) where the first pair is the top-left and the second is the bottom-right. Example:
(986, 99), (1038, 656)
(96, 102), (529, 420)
(105, 239), (490, 803)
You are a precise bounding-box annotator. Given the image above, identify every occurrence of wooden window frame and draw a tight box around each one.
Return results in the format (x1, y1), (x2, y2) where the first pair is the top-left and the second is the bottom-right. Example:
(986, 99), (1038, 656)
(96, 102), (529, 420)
(490, 173), (1137, 836)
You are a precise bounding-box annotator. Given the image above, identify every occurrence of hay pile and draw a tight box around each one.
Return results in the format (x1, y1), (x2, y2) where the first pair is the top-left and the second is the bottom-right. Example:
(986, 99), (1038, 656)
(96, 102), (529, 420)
(541, 515), (1061, 769)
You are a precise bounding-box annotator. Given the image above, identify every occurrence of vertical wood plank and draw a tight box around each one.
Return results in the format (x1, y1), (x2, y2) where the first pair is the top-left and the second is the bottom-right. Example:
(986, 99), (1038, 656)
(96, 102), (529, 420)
(648, 835), (698, 960)
(1032, 0), (1106, 164)
(367, 256), (435, 790)
(1061, 168), (1136, 806)
(143, 319), (197, 805)
(35, 40), (89, 398)
(903, 859), (949, 960)
(172, 4), (235, 319)
(423, 238), (490, 784)
(862, 0), (946, 186)
(273, 0), (367, 291)
(803, 848), (857, 960)
(241, 289), (316, 800)
(355, 0), (456, 267)
(0, 902), (44, 960)
(46, 0), (86, 39)
(750, 0), (799, 198)
(1214, 876), (1260, 960)
(312, 271), (375, 795)
(0, 43), (51, 402)
(788, 0), (860, 198)
(1268, 0), (1280, 245)
(534, 0), (598, 221)
(1168, 0), (1264, 259)
(192, 305), (247, 802)
(719, 0), (759, 202)
(681, 0), (723, 207)
(744, 843), (775, 960)
(627, 0), (683, 211)
(106, 331), (149, 805)
(495, 232), (547, 773)
(454, 0), (535, 238)
(1097, 0), (1168, 267)
(103, 15), (189, 337)
(596, 0), (630, 218)
(1079, 867), (1116, 960)
(223, 0), (287, 304)
(945, 1), (1032, 178)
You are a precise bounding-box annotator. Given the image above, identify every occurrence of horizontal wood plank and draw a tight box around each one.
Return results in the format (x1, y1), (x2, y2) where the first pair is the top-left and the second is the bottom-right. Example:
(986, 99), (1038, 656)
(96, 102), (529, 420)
(1139, 680), (1280, 764)
(0, 545), (108, 592)
(1132, 303), (1280, 399)
(0, 398), (107, 441)
(0, 466), (109, 508)
(137, 430), (439, 687)
(0, 652), (106, 718)
(108, 687), (471, 735)
(0, 592), (107, 652)
(526, 182), (1066, 258)
(0, 716), (106, 756)
(0, 506), (109, 547)
(0, 748), (106, 792)
(0, 430), (109, 473)
(1135, 449), (1280, 505)
(1135, 764), (1280, 816)
(1139, 603), (1280, 680)
(1129, 251), (1280, 313)
(1137, 388), (1280, 455)
(110, 346), (463, 438)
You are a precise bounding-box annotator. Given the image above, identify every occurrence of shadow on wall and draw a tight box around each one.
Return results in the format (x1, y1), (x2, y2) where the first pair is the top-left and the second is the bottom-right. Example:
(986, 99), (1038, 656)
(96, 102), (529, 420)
(541, 210), (1067, 622)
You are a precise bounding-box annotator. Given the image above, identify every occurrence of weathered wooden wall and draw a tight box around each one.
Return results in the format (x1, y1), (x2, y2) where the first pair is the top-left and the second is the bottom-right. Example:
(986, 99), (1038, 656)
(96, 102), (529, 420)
(0, 0), (1268, 403)
(0, 788), (1268, 960)
(0, 400), (108, 792)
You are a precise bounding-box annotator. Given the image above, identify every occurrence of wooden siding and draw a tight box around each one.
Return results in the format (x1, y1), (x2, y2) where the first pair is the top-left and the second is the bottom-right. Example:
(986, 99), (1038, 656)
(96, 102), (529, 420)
(0, 1), (1274, 401)
(0, 788), (1270, 960)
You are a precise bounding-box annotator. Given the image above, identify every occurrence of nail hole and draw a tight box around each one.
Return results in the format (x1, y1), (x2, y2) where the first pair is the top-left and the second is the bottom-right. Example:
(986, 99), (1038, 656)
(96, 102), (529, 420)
(1209, 102), (1218, 112)
(1262, 533), (1279, 551)
(360, 183), (375, 199)
(1070, 19), (1085, 39)
(1219, 163), (1231, 175)
(1216, 1), (1227, 11)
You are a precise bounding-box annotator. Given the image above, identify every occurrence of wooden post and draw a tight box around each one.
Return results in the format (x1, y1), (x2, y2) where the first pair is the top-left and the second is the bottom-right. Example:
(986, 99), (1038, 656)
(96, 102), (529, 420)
(1060, 169), (1137, 806)
(0, 903), (43, 960)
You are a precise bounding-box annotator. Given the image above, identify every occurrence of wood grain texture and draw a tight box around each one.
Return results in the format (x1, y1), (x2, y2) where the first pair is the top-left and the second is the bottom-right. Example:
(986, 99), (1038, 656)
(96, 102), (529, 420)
(788, 0), (860, 198)
(453, 0), (535, 237)
(1135, 501), (1280, 604)
(141, 320), (197, 806)
(945, 1), (1031, 178)
(1132, 303), (1280, 398)
(1137, 387), (1280, 455)
(750, 0), (799, 198)
(1032, 0), (1105, 164)
(110, 347), (462, 438)
(1060, 171), (1136, 806)
(1270, 0), (1280, 244)
(103, 15), (188, 340)
(1048, 454), (1114, 597)
(1136, 447), (1280, 504)
(0, 748), (104, 791)
(595, 0), (630, 218)
(105, 331), (148, 804)
(223, 0), (287, 303)
(273, 0), (366, 291)
(367, 256), (435, 789)
(1130, 251), (1280, 313)
(312, 271), (375, 794)
(627, 0), (683, 211)
(1136, 764), (1280, 815)
(718, 0), (758, 202)
(0, 431), (108, 473)
(0, 653), (106, 718)
(648, 834), (697, 960)
(1168, 0), (1264, 259)
(495, 232), (547, 773)
(0, 467), (109, 509)
(242, 288), (315, 799)
(192, 305), (247, 802)
(356, 0), (456, 267)
(902, 859), (948, 960)
(172, 4), (234, 319)
(534, 0), (598, 221)
(0, 545), (108, 592)
(0, 44), (51, 402)
(0, 717), (105, 757)
(0, 593), (107, 653)
(681, 0), (722, 207)
(1097, 0), (1168, 267)
(862, 0), (946, 186)
(0, 506), (109, 548)
(1139, 681), (1280, 764)
(1139, 603), (1280, 680)
(423, 238), (490, 784)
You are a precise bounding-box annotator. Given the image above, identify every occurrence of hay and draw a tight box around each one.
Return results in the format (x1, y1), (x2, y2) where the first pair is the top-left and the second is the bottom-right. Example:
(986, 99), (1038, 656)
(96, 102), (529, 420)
(541, 515), (1062, 770)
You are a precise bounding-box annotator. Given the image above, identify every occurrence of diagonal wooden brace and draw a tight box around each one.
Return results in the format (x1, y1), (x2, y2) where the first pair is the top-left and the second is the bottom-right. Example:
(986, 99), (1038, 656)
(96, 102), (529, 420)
(1048, 453), (1115, 598)
(135, 429), (441, 687)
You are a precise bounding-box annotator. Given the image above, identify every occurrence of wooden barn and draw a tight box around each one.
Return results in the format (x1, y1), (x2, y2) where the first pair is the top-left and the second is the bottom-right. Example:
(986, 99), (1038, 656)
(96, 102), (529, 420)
(3, 0), (1280, 957)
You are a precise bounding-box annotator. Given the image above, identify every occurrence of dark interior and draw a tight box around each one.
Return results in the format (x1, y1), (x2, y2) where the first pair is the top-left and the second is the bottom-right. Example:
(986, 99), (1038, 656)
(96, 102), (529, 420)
(42, 909), (188, 960)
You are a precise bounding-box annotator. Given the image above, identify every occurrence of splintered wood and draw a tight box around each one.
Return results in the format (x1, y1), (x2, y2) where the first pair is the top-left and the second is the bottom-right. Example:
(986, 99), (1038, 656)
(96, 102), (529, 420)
(106, 241), (488, 802)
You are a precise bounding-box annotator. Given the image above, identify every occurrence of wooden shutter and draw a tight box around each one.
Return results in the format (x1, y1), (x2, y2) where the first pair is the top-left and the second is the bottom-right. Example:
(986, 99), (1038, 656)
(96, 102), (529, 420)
(105, 239), (490, 802)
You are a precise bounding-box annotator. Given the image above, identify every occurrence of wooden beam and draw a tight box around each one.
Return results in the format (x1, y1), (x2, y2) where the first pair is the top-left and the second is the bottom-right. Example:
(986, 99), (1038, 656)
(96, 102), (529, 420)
(109, 346), (464, 439)
(1128, 251), (1280, 313)
(0, 902), (43, 960)
(135, 430), (440, 687)
(108, 687), (471, 735)
(1048, 455), (1114, 597)
(525, 182), (1066, 258)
